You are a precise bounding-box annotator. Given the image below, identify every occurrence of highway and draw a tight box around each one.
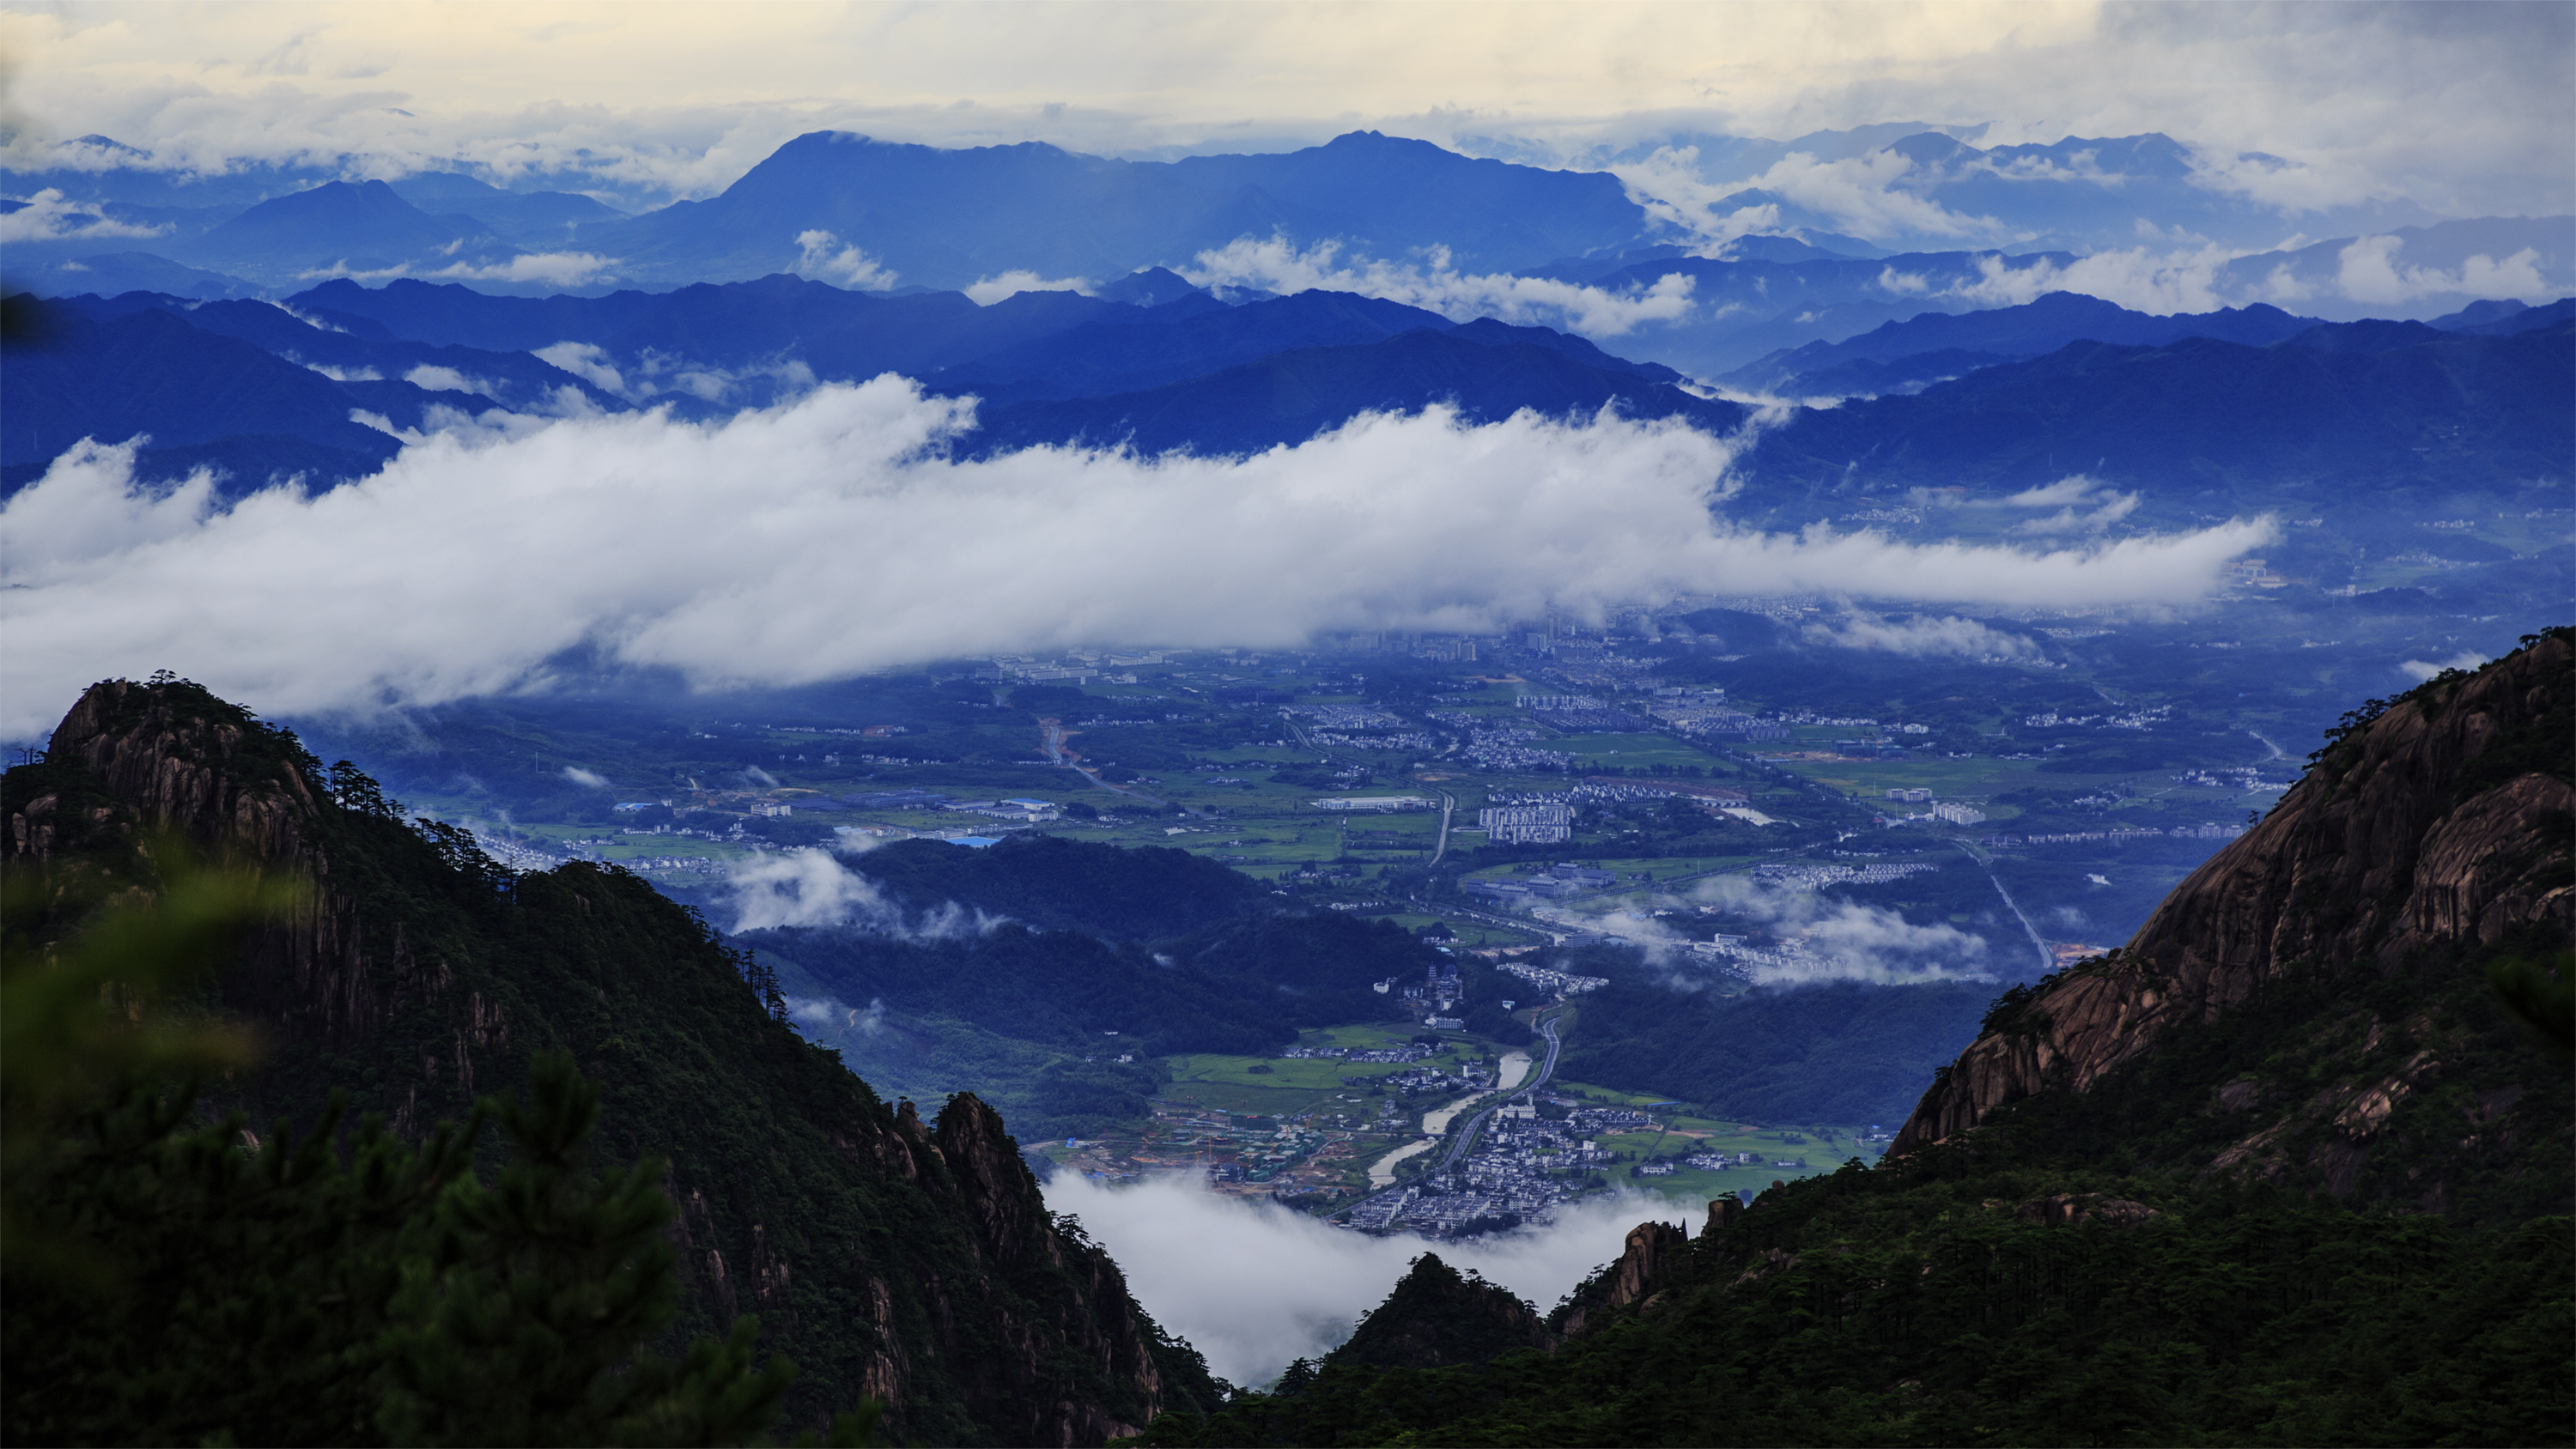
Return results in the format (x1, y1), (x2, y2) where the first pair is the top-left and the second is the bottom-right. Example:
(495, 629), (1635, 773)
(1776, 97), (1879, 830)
(1426, 1011), (1561, 1173)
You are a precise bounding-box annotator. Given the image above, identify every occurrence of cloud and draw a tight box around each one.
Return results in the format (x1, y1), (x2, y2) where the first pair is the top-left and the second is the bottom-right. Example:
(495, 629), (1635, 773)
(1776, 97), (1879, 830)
(963, 270), (1092, 306)
(1178, 236), (1698, 337)
(402, 364), (504, 398)
(429, 251), (621, 287)
(2000, 476), (2101, 507)
(1801, 614), (2044, 664)
(532, 342), (629, 396)
(722, 846), (1005, 937)
(0, 380), (2275, 739)
(793, 230), (898, 291)
(0, 188), (167, 244)
(1044, 1171), (1692, 1387)
(1944, 246), (2239, 315)
(534, 343), (818, 407)
(0, 439), (216, 588)
(302, 361), (384, 383)
(786, 993), (884, 1034)
(292, 252), (621, 288)
(1, 3), (2564, 223)
(2002, 476), (2141, 536)
(2334, 235), (2549, 306)
(1671, 874), (1996, 985)
(2397, 651), (2487, 682)
(561, 765), (609, 787)
(1614, 146), (2006, 249)
(724, 847), (907, 932)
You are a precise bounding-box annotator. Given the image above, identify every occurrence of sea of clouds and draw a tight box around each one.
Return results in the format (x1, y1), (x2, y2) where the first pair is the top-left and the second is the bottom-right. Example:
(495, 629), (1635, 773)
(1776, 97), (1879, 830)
(0, 379), (2273, 740)
(1042, 1170), (1698, 1389)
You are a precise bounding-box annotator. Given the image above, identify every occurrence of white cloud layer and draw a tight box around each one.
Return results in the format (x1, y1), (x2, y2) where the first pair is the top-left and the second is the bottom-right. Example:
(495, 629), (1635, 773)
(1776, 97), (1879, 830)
(3, 3), (2564, 221)
(963, 270), (1093, 306)
(1669, 874), (1996, 985)
(0, 187), (168, 243)
(1044, 1171), (1692, 1387)
(0, 382), (2272, 740)
(1801, 614), (2044, 664)
(721, 846), (1006, 938)
(1181, 236), (1698, 336)
(793, 230), (899, 291)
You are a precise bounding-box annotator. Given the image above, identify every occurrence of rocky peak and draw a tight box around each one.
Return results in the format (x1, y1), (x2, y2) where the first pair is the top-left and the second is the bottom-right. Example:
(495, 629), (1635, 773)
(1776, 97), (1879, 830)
(1891, 631), (2573, 1187)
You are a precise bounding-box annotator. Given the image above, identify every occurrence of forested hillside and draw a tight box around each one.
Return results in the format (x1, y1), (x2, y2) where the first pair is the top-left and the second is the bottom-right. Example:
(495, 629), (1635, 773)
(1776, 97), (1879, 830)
(1, 678), (1221, 1444)
(1134, 631), (2575, 1447)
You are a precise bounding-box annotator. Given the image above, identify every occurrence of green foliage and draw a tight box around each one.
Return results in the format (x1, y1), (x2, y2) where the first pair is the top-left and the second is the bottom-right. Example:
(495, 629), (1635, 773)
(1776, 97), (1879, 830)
(1134, 1168), (2574, 1447)
(8, 679), (1213, 1442)
(846, 834), (1270, 940)
(1324, 1254), (1549, 1373)
(0, 873), (815, 1446)
(2488, 951), (2574, 1055)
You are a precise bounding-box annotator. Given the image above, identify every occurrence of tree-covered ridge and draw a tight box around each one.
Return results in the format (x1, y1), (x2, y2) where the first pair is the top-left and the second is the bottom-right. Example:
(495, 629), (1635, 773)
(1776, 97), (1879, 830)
(3, 677), (1221, 1444)
(1133, 1161), (2572, 1446)
(1128, 634), (2574, 1447)
(1320, 1253), (1552, 1373)
(845, 834), (1273, 940)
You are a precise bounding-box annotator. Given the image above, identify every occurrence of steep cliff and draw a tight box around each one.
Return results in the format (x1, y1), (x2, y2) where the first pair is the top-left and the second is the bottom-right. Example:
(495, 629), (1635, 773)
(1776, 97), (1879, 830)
(1891, 629), (2572, 1216)
(3, 678), (1219, 1445)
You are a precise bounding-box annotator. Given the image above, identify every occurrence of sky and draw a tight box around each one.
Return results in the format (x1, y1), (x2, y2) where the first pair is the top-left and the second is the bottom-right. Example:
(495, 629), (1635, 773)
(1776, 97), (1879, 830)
(4, 1), (2570, 215)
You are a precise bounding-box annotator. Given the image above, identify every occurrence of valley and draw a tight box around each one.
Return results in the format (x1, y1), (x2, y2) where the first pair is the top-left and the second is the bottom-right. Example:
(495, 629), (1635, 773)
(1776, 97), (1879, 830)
(3, 26), (2568, 1440)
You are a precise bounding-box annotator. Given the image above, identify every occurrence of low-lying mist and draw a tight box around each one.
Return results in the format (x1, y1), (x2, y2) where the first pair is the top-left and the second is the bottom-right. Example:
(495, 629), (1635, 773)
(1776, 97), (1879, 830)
(0, 379), (2271, 738)
(1042, 1172), (1694, 1388)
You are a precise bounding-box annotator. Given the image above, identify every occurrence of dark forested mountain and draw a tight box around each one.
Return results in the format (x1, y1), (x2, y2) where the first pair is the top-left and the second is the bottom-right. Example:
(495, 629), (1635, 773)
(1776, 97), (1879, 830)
(969, 326), (1747, 458)
(1738, 317), (2576, 509)
(2, 679), (1223, 1444)
(0, 296), (621, 494)
(832, 834), (1272, 939)
(0, 306), (404, 484)
(1893, 628), (2574, 1216)
(1721, 290), (2325, 395)
(1137, 632), (2574, 1447)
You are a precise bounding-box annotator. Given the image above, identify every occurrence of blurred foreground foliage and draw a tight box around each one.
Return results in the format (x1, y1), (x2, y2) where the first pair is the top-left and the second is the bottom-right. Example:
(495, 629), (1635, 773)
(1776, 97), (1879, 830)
(0, 852), (880, 1447)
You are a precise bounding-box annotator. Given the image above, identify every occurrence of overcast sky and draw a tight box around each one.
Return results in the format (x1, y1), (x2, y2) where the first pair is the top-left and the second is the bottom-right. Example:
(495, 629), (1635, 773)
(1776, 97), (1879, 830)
(4, 1), (2569, 215)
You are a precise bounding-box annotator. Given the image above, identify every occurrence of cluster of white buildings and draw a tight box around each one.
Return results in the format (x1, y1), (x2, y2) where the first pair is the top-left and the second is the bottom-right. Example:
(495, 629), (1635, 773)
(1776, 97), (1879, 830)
(1478, 801), (1573, 845)
(1496, 960), (1610, 998)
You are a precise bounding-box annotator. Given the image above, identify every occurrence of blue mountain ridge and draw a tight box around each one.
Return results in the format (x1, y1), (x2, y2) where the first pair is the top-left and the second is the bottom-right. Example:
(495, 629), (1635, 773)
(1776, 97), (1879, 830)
(1722, 291), (2329, 395)
(1735, 318), (2576, 519)
(963, 326), (1744, 458)
(0, 298), (621, 494)
(1, 278), (1725, 491)
(579, 129), (1645, 290)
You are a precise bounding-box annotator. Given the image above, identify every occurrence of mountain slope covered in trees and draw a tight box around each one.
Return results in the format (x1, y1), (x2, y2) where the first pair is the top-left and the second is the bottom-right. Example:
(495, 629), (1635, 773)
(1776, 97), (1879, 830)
(1136, 631), (2575, 1447)
(2, 678), (1221, 1444)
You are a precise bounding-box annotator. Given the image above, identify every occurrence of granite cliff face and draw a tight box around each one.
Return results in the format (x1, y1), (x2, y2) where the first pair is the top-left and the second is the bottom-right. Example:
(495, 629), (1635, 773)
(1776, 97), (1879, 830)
(1892, 632), (2573, 1205)
(4, 678), (1215, 1445)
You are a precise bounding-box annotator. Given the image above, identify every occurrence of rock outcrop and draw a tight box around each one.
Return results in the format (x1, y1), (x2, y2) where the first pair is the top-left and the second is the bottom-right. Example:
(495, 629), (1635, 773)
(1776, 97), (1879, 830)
(1892, 631), (2573, 1165)
(5, 678), (1214, 1445)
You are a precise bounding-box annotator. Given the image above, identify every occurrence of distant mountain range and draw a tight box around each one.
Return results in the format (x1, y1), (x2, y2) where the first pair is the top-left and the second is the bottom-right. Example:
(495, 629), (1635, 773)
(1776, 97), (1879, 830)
(7, 127), (2570, 382)
(1733, 312), (2576, 524)
(0, 277), (1732, 493)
